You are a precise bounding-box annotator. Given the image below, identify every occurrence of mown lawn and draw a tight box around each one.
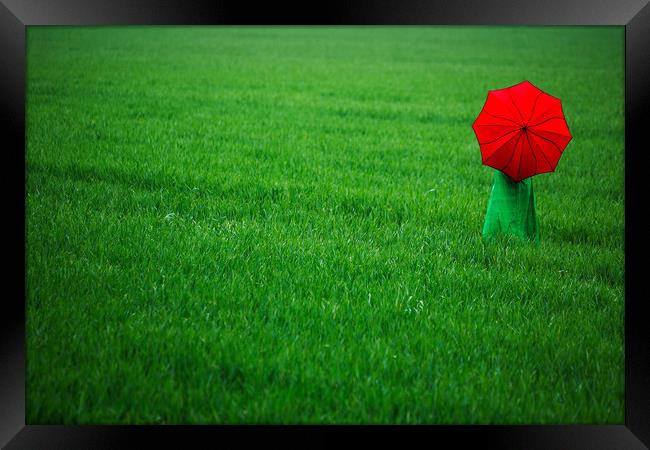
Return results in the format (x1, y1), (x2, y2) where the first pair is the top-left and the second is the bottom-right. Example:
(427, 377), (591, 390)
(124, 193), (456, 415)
(26, 26), (624, 424)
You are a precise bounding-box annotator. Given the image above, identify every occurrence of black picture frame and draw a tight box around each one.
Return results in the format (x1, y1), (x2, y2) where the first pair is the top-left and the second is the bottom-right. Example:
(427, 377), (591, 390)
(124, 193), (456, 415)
(2, 1), (648, 448)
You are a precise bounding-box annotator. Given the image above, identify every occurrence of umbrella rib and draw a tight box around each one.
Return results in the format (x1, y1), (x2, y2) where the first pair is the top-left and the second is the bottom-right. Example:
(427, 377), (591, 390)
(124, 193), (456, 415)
(508, 88), (526, 125)
(524, 131), (538, 177)
(484, 130), (522, 165)
(516, 133), (524, 181)
(528, 116), (565, 128)
(527, 127), (571, 141)
(477, 127), (521, 145)
(489, 130), (524, 169)
(513, 130), (534, 182)
(527, 129), (563, 153)
(481, 111), (522, 126)
(526, 130), (552, 170)
(474, 124), (520, 128)
(506, 132), (525, 179)
(526, 91), (543, 125)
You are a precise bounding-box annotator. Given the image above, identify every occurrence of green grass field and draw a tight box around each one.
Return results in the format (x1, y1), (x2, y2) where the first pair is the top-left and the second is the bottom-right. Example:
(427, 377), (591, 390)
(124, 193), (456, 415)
(26, 26), (624, 424)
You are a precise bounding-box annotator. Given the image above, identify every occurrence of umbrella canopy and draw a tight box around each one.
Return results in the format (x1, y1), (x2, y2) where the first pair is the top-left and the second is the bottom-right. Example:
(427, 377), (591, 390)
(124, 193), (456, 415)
(472, 80), (572, 182)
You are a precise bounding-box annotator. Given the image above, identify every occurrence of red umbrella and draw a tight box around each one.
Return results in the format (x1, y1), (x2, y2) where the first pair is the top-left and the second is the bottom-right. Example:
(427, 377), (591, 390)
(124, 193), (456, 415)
(472, 80), (572, 182)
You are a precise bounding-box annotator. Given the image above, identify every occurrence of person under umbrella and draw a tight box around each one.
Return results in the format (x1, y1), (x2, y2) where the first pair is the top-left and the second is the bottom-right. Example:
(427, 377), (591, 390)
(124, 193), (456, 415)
(472, 80), (572, 242)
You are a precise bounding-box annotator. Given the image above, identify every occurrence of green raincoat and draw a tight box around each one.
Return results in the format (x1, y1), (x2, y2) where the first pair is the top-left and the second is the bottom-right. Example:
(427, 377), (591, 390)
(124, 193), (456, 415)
(482, 170), (539, 243)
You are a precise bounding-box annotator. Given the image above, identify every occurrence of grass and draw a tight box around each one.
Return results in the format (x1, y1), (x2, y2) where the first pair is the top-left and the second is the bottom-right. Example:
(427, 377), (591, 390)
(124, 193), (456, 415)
(26, 26), (624, 424)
